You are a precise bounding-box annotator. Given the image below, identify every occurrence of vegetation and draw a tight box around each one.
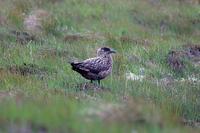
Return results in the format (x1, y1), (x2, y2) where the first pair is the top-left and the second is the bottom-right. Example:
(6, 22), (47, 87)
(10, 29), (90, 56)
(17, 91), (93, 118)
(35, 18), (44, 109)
(0, 0), (199, 132)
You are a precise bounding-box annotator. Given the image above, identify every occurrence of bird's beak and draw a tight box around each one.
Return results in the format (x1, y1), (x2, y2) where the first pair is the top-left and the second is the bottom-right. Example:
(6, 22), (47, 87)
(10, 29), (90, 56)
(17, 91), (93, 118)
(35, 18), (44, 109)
(109, 49), (116, 54)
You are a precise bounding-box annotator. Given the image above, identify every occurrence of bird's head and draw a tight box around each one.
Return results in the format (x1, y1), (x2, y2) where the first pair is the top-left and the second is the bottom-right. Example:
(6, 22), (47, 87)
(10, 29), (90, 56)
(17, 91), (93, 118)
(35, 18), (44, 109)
(97, 47), (116, 57)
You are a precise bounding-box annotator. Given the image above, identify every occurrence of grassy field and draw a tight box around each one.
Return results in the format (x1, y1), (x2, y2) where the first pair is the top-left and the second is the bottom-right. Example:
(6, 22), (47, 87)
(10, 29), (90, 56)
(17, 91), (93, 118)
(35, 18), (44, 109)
(0, 0), (200, 132)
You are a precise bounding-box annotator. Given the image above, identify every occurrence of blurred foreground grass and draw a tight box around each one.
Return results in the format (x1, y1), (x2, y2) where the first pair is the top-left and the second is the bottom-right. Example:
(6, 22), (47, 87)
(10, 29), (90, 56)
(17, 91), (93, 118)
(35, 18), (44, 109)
(0, 0), (200, 132)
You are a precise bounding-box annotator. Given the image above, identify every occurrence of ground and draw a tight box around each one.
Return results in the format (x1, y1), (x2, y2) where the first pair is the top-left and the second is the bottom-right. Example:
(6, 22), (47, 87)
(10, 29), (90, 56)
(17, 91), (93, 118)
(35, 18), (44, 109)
(0, 0), (200, 132)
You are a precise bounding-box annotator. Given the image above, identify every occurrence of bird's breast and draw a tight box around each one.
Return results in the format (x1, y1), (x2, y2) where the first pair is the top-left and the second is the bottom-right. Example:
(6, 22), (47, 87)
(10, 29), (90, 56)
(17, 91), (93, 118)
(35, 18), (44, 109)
(96, 56), (113, 79)
(98, 65), (112, 80)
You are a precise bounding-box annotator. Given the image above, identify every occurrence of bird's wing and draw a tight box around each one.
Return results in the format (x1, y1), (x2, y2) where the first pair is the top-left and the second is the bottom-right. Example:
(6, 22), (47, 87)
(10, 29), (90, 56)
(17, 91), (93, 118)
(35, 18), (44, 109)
(71, 62), (90, 73)
(78, 57), (109, 74)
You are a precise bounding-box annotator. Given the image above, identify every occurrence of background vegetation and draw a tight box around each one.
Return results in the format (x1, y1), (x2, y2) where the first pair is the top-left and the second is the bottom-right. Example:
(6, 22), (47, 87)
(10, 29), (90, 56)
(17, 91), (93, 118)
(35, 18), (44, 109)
(0, 0), (199, 132)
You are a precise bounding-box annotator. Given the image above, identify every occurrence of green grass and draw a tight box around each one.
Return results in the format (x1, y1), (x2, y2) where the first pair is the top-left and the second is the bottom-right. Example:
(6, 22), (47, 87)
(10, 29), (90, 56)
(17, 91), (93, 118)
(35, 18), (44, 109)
(0, 0), (200, 132)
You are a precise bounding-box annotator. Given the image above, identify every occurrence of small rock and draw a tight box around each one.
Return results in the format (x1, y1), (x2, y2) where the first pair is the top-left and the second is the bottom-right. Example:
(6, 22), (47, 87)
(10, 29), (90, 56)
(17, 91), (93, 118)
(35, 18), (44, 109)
(126, 71), (145, 81)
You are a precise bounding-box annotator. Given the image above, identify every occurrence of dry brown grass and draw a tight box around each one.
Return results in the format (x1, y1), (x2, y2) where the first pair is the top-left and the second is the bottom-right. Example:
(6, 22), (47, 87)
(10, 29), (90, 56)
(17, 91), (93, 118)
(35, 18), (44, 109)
(0, 15), (7, 26)
(178, 0), (200, 4)
(84, 98), (164, 127)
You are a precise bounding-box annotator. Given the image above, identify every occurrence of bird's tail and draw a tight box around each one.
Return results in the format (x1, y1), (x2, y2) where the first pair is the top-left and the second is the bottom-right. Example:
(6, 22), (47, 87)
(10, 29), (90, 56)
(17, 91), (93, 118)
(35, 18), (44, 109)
(69, 61), (75, 67)
(68, 58), (79, 65)
(68, 61), (74, 65)
(69, 61), (88, 74)
(69, 61), (80, 70)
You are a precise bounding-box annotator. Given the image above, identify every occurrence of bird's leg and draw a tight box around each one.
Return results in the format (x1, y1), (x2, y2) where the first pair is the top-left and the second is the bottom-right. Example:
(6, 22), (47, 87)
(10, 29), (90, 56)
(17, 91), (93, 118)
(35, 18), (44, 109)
(98, 80), (100, 86)
(90, 80), (93, 83)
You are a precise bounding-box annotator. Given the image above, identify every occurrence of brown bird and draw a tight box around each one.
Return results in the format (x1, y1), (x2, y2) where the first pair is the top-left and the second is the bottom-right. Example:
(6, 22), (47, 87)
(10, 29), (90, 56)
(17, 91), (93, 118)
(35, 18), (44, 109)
(70, 47), (116, 85)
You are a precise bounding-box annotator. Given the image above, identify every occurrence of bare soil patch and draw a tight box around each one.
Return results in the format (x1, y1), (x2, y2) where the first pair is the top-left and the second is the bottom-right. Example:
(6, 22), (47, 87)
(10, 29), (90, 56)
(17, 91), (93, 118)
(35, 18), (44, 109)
(10, 30), (36, 45)
(8, 63), (50, 76)
(167, 44), (200, 71)
(83, 98), (163, 126)
(120, 35), (151, 46)
(38, 48), (69, 58)
(76, 82), (110, 92)
(64, 32), (105, 42)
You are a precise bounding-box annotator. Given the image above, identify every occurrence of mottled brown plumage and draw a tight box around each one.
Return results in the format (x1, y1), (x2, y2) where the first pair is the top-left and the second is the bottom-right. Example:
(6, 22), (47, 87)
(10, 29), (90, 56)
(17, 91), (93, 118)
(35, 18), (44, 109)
(70, 47), (116, 84)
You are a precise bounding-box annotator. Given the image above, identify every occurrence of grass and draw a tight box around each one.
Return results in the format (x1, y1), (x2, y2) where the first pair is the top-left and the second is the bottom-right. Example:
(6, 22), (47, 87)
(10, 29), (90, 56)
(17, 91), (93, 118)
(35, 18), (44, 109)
(0, 0), (200, 132)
